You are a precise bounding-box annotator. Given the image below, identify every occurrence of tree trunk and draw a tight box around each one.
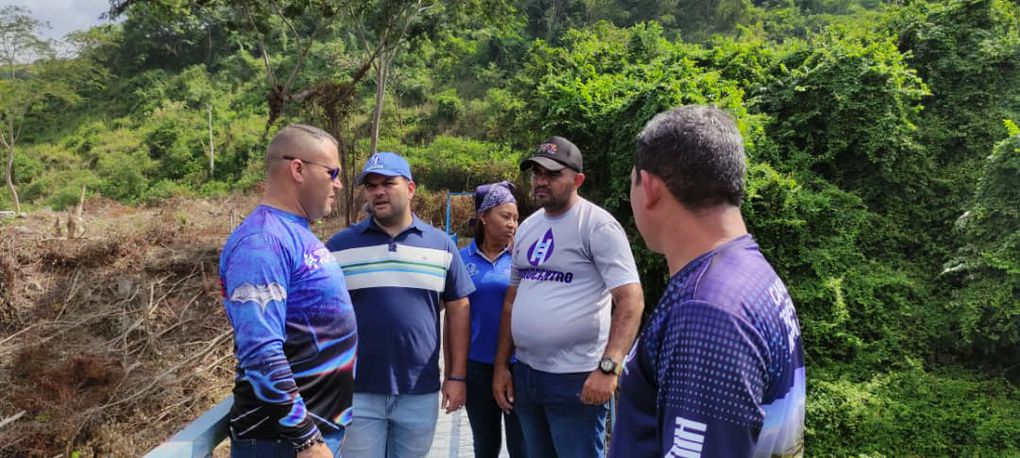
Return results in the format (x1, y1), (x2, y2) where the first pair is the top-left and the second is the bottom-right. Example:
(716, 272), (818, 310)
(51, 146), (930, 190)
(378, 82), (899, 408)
(339, 137), (355, 226)
(369, 50), (391, 154)
(3, 144), (19, 215)
(208, 104), (215, 177)
(322, 102), (351, 227)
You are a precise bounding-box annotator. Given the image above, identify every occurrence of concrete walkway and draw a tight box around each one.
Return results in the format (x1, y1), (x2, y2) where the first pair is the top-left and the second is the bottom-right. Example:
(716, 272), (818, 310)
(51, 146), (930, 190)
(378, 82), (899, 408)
(428, 407), (511, 458)
(429, 335), (510, 458)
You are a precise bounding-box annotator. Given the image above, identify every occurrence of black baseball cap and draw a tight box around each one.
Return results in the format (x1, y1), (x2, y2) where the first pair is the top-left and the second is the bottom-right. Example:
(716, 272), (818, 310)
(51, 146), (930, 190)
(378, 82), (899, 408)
(519, 136), (583, 173)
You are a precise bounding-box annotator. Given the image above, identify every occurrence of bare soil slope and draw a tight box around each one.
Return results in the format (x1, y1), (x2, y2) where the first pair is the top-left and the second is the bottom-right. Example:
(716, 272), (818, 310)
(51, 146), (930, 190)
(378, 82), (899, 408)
(0, 195), (273, 457)
(0, 190), (476, 457)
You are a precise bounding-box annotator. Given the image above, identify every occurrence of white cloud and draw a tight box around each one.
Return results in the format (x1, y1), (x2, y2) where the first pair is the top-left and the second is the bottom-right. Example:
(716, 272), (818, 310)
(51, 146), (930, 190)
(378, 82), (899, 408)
(1, 0), (112, 41)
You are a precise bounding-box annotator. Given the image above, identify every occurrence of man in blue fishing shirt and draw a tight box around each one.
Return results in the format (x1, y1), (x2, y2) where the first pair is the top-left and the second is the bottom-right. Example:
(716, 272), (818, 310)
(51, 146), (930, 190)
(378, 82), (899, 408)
(220, 124), (357, 458)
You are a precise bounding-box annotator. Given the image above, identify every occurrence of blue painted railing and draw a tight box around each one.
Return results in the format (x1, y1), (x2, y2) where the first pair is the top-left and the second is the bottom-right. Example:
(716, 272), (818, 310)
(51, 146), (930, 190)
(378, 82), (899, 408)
(145, 395), (232, 458)
(445, 191), (472, 243)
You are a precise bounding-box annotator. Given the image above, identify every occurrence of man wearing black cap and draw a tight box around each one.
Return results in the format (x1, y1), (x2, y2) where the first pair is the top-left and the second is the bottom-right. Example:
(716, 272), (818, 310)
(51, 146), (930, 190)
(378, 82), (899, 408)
(492, 137), (644, 457)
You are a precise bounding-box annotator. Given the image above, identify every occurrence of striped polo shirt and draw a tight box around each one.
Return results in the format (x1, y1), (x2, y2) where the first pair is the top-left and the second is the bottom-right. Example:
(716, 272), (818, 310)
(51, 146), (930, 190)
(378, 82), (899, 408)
(326, 215), (475, 394)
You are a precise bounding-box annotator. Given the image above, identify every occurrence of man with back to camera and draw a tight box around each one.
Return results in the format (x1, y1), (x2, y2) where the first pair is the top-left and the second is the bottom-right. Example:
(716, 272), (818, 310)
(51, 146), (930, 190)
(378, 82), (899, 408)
(491, 136), (645, 457)
(611, 105), (805, 457)
(326, 152), (475, 458)
(220, 124), (356, 458)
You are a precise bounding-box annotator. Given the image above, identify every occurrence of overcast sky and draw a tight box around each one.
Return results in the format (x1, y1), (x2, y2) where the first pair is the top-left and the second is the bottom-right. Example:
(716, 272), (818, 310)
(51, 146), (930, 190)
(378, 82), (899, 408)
(1, 0), (112, 42)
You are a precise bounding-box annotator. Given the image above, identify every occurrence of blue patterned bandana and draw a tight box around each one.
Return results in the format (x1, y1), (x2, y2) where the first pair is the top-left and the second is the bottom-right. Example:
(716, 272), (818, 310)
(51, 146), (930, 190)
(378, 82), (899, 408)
(475, 181), (516, 216)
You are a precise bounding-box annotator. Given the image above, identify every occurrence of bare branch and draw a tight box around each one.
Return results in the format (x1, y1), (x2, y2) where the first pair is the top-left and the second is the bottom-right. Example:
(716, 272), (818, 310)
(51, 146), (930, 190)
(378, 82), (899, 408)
(281, 25), (321, 94)
(0, 411), (25, 430)
(242, 4), (277, 88)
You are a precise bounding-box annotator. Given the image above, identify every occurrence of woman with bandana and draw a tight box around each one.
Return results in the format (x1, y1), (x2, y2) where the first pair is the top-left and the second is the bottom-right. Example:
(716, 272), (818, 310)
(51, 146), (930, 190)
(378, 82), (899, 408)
(459, 181), (526, 458)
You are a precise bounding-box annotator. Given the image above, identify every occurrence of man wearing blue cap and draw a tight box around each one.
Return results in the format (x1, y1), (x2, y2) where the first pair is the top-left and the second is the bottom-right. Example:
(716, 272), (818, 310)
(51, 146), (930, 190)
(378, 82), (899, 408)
(326, 152), (475, 458)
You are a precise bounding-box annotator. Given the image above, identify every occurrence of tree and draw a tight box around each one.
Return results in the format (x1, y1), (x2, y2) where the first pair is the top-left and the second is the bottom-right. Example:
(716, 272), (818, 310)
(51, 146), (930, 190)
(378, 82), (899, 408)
(0, 6), (77, 214)
(326, 0), (512, 221)
(111, 1), (361, 143)
(112, 0), (379, 223)
(361, 0), (514, 152)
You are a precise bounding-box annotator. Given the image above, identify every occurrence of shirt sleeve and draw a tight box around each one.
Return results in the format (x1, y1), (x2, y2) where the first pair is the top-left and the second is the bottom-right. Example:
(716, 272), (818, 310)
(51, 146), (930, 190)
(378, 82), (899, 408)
(508, 263), (521, 287)
(443, 236), (476, 301)
(221, 233), (320, 446)
(589, 221), (641, 290)
(655, 300), (769, 457)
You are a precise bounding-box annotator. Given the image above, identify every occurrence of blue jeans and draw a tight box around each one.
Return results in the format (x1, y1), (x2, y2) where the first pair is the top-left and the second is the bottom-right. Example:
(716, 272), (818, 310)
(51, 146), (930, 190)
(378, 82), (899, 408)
(230, 427), (345, 457)
(512, 363), (608, 458)
(341, 392), (439, 458)
(466, 360), (526, 458)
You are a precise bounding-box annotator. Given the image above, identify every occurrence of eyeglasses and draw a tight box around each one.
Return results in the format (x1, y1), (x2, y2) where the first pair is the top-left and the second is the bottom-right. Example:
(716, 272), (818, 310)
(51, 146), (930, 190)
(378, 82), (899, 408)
(282, 155), (341, 181)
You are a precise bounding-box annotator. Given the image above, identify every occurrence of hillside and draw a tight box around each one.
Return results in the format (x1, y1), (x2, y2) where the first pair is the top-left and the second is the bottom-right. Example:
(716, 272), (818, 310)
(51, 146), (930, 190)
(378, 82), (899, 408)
(1, 197), (243, 456)
(1, 0), (1019, 455)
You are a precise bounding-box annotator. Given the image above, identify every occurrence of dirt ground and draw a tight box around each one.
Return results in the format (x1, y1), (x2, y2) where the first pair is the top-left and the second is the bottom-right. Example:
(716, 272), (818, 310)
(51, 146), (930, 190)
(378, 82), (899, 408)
(0, 191), (475, 457)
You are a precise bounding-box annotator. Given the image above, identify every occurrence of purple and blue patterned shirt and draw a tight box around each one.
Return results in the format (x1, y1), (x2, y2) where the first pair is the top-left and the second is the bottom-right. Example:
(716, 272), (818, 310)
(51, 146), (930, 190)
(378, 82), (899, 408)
(611, 235), (805, 458)
(220, 205), (357, 446)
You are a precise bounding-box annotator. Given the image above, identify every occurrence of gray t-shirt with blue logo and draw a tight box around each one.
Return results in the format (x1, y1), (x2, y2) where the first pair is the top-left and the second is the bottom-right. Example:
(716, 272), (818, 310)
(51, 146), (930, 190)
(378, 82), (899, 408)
(510, 198), (640, 373)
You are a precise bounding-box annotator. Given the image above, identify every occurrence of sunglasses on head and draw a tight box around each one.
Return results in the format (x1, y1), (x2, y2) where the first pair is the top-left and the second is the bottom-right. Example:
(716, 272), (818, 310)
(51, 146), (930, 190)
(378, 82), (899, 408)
(282, 155), (340, 181)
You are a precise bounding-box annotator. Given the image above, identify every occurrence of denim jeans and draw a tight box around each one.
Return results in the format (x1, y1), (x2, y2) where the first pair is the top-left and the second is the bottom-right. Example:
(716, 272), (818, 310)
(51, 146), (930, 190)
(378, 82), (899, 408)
(341, 392), (439, 458)
(512, 362), (609, 458)
(466, 360), (527, 458)
(230, 427), (345, 457)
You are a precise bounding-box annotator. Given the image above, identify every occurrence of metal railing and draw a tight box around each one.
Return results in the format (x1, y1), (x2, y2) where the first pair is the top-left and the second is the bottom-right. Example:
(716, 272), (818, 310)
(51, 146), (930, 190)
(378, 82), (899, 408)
(145, 395), (232, 458)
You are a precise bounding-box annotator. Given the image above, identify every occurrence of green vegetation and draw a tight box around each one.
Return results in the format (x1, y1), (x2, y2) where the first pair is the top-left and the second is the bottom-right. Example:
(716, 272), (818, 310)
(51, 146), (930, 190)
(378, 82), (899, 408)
(1, 0), (1018, 453)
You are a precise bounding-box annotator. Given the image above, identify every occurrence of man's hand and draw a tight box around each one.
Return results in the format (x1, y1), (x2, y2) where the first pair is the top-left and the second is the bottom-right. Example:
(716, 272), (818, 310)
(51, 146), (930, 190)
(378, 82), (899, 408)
(579, 370), (617, 405)
(297, 441), (333, 458)
(492, 364), (514, 413)
(442, 379), (466, 414)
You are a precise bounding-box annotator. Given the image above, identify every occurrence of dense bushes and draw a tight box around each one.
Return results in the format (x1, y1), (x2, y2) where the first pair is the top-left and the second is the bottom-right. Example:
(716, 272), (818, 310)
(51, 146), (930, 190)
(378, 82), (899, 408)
(3, 0), (1018, 453)
(810, 365), (1020, 455)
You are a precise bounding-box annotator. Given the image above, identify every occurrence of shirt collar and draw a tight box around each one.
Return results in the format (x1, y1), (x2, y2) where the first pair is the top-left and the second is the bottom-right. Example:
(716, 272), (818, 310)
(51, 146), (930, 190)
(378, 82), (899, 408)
(468, 239), (510, 264)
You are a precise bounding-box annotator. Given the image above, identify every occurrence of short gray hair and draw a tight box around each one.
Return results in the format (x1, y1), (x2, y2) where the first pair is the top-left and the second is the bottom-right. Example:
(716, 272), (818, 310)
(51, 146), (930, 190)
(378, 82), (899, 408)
(634, 105), (746, 209)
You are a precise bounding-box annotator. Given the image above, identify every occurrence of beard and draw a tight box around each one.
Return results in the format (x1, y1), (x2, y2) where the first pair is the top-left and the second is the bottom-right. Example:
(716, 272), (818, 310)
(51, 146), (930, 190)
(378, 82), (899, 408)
(534, 190), (569, 213)
(372, 199), (408, 226)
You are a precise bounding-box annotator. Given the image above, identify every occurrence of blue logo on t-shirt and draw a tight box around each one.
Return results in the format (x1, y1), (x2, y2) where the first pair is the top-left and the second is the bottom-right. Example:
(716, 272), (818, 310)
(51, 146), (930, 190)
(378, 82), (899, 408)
(527, 228), (555, 266)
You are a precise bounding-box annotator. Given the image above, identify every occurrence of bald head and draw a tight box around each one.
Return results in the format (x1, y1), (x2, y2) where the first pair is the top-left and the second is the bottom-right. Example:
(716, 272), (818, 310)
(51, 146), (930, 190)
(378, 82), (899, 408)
(266, 124), (339, 170)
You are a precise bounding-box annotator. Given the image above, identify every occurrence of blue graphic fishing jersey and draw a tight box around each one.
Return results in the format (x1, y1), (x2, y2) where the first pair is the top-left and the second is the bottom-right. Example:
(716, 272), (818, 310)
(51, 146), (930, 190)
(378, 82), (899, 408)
(610, 235), (805, 458)
(220, 205), (357, 446)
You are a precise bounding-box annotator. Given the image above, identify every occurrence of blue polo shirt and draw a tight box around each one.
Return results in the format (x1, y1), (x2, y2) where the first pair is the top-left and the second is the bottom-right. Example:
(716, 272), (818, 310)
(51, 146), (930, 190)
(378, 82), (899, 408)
(460, 241), (512, 365)
(326, 215), (475, 395)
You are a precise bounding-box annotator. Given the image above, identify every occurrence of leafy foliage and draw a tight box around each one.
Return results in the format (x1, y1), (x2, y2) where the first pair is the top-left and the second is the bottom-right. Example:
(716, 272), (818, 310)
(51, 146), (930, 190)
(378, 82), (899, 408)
(3, 0), (1020, 454)
(944, 124), (1020, 369)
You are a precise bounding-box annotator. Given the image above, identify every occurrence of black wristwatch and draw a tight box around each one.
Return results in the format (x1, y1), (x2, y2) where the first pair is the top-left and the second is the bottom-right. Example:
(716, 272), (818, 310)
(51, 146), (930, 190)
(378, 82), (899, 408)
(598, 357), (621, 376)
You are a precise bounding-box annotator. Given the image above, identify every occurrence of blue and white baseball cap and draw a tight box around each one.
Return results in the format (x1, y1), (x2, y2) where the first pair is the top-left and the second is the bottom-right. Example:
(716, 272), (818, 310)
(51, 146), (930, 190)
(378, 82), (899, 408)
(356, 152), (413, 185)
